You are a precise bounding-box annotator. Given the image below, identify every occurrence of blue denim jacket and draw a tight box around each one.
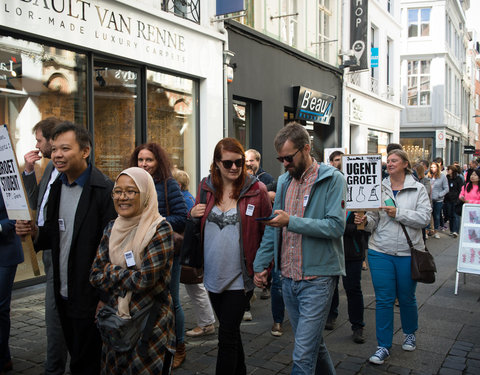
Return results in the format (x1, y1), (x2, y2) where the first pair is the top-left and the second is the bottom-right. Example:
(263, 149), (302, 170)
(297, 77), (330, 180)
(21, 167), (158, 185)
(253, 162), (346, 277)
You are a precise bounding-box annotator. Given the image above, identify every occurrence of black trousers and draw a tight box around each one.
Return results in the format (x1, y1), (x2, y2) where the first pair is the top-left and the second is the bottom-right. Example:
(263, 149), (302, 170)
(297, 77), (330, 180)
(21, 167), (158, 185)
(57, 299), (102, 375)
(208, 290), (247, 375)
(328, 260), (365, 331)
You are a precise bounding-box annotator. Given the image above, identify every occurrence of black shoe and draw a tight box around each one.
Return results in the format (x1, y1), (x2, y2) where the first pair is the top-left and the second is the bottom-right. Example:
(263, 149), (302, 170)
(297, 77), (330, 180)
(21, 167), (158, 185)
(352, 328), (365, 344)
(325, 317), (336, 330)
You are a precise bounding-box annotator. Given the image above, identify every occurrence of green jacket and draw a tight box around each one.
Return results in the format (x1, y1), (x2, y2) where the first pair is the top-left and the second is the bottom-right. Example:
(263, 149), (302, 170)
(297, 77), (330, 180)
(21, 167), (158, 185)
(253, 162), (346, 277)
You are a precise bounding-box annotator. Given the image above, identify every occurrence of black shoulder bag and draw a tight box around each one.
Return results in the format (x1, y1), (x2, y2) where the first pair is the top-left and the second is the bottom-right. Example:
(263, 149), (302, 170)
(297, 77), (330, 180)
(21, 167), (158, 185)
(400, 223), (436, 284)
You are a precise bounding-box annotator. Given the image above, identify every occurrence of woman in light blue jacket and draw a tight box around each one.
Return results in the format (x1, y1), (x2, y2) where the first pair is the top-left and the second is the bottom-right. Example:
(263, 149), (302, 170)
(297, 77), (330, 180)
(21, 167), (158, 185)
(428, 162), (449, 239)
(355, 150), (431, 365)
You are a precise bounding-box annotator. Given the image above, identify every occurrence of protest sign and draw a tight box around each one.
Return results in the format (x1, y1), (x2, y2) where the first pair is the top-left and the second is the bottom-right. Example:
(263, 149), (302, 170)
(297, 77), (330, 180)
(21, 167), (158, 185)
(342, 154), (382, 211)
(0, 124), (31, 220)
(0, 124), (39, 276)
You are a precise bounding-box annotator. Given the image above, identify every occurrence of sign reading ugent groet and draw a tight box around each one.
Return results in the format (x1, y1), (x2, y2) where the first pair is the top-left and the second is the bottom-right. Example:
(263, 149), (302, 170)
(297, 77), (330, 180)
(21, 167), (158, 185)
(294, 87), (335, 125)
(342, 154), (382, 211)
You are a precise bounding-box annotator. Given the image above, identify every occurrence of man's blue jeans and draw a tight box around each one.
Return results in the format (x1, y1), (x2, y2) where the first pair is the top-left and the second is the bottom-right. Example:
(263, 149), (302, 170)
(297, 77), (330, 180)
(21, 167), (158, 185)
(368, 250), (418, 349)
(271, 268), (285, 324)
(282, 276), (337, 375)
(433, 201), (443, 230)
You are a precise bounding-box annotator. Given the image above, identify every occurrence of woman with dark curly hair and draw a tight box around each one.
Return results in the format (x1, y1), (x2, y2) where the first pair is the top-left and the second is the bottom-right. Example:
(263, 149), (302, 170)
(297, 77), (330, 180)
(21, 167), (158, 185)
(129, 143), (188, 368)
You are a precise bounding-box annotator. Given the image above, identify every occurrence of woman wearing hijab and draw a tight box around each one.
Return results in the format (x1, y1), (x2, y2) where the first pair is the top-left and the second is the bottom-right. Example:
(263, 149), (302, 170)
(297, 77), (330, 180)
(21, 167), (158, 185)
(90, 167), (175, 374)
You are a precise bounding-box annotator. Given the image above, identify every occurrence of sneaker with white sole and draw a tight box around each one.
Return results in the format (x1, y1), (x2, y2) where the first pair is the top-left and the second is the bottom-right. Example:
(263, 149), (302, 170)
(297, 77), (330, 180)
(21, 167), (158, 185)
(243, 311), (252, 321)
(369, 347), (390, 364)
(433, 233), (440, 239)
(402, 333), (416, 351)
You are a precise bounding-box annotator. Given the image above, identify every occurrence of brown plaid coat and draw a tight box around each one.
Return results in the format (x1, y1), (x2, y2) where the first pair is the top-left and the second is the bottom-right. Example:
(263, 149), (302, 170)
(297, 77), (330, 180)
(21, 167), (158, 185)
(90, 220), (175, 374)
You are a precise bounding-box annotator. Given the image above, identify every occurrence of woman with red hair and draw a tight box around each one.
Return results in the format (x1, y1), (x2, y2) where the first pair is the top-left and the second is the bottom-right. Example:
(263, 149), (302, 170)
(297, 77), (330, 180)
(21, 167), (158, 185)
(190, 138), (271, 374)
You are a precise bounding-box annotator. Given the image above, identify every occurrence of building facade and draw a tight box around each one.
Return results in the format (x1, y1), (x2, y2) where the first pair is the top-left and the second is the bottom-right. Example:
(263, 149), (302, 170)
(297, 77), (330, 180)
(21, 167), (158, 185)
(399, 0), (471, 165)
(1, 0), (226, 284)
(342, 0), (403, 161)
(225, 1), (343, 177)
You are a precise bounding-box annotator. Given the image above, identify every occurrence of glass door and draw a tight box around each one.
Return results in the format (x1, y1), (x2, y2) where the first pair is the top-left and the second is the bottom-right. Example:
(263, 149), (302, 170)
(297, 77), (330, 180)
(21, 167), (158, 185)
(93, 62), (140, 180)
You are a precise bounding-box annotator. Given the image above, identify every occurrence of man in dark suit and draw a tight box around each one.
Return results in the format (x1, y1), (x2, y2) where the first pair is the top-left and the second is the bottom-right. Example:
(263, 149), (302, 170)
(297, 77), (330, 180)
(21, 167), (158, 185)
(0, 194), (24, 374)
(17, 122), (116, 374)
(21, 117), (67, 375)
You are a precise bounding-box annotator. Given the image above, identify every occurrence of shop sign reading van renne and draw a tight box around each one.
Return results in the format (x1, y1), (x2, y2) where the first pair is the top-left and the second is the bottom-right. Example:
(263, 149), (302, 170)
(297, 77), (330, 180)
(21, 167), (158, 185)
(0, 0), (201, 73)
(294, 86), (335, 125)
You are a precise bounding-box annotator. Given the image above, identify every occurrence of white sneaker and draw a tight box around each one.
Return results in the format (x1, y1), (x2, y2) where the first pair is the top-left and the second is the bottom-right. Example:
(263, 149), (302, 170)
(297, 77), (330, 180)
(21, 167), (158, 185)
(433, 233), (440, 239)
(402, 333), (416, 351)
(243, 311), (252, 321)
(369, 347), (390, 364)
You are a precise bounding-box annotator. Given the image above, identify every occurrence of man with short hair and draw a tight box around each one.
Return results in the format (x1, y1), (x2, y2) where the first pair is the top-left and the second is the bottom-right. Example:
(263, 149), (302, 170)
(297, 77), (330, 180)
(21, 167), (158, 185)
(21, 117), (68, 375)
(245, 149), (276, 200)
(254, 122), (346, 374)
(328, 150), (344, 170)
(17, 122), (116, 375)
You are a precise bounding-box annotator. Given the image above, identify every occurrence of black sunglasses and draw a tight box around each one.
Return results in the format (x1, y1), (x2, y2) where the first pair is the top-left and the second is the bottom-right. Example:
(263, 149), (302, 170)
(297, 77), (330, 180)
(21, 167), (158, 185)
(276, 147), (303, 163)
(220, 158), (244, 169)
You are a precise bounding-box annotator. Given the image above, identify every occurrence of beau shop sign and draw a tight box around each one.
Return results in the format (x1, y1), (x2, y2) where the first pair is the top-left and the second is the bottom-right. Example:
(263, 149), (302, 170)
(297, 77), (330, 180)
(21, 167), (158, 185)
(294, 86), (335, 125)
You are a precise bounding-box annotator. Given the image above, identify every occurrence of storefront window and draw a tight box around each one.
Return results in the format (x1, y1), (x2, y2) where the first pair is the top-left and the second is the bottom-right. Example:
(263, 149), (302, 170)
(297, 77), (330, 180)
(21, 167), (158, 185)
(401, 137), (432, 162)
(368, 129), (389, 160)
(146, 70), (197, 193)
(0, 35), (87, 283)
(93, 63), (140, 180)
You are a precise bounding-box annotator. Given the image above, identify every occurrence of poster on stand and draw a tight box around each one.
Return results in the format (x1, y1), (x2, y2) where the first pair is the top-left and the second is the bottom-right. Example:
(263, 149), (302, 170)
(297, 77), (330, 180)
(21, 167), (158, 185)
(454, 204), (480, 294)
(342, 154), (382, 211)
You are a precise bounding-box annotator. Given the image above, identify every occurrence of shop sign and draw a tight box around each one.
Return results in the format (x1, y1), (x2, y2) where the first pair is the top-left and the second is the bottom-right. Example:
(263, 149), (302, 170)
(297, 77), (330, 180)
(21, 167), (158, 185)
(475, 149), (480, 157)
(371, 47), (378, 68)
(0, 0), (221, 77)
(464, 145), (475, 154)
(436, 129), (446, 148)
(0, 51), (22, 89)
(294, 86), (335, 125)
(350, 0), (368, 71)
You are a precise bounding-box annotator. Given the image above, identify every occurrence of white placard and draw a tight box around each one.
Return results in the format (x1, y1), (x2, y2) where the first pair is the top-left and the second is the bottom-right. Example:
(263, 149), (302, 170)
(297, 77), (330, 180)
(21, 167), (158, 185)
(0, 124), (31, 220)
(456, 204), (480, 275)
(342, 154), (382, 211)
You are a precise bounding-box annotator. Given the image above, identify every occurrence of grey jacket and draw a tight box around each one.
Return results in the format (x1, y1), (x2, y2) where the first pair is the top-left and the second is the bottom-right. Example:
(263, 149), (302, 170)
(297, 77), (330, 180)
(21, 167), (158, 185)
(431, 173), (449, 202)
(365, 174), (431, 256)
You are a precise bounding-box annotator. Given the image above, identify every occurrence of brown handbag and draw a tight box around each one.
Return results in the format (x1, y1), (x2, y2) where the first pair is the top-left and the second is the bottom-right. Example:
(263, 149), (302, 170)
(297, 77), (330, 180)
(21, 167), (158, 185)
(400, 223), (436, 284)
(164, 181), (184, 256)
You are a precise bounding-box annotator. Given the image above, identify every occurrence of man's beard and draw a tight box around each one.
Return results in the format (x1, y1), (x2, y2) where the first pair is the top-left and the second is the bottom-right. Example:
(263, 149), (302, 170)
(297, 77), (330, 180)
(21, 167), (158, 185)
(287, 155), (307, 180)
(246, 165), (257, 174)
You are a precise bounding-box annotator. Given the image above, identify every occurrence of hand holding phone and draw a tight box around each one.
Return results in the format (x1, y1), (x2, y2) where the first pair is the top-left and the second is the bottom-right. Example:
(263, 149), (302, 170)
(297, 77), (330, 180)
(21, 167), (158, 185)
(255, 214), (277, 221)
(384, 198), (395, 207)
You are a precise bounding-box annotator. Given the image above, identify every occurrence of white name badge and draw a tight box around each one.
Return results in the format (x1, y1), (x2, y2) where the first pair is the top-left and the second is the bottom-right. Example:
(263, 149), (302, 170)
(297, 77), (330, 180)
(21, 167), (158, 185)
(303, 195), (309, 207)
(124, 251), (136, 268)
(58, 219), (66, 232)
(246, 204), (255, 216)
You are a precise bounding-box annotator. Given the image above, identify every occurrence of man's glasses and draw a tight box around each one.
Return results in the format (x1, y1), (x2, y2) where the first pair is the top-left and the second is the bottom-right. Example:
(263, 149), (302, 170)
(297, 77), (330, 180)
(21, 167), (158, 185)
(111, 189), (140, 200)
(220, 159), (244, 169)
(276, 147), (302, 163)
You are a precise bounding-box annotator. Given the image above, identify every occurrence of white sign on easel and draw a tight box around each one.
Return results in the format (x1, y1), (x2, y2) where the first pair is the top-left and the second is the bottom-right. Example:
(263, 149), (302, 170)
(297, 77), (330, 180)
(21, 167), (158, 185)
(454, 203), (480, 294)
(0, 124), (32, 220)
(342, 154), (382, 211)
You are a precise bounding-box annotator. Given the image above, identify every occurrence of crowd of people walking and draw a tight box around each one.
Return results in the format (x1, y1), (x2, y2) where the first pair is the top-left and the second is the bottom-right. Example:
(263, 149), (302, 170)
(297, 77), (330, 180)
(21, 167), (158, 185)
(1, 118), (479, 375)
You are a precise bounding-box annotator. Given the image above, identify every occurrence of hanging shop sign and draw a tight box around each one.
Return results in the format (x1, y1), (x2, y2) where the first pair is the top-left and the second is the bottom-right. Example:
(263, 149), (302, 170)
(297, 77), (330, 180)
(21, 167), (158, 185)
(0, 0), (221, 78)
(0, 51), (22, 90)
(350, 0), (368, 71)
(342, 154), (382, 211)
(464, 145), (475, 154)
(294, 86), (335, 125)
